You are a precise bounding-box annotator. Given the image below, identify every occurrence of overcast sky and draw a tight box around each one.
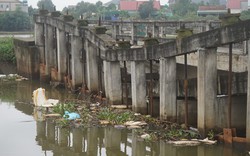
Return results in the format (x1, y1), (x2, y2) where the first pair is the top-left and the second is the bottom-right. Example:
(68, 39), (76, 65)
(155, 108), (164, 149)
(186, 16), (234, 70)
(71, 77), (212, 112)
(28, 0), (166, 11)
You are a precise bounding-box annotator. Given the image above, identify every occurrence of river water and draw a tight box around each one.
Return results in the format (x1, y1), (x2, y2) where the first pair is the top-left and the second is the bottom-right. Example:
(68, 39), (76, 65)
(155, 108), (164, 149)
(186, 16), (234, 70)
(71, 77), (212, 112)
(0, 80), (248, 156)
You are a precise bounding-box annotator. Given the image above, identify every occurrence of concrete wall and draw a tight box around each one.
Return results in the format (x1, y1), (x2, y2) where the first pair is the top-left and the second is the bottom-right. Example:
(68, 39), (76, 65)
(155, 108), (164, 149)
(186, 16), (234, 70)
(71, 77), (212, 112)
(14, 38), (39, 79)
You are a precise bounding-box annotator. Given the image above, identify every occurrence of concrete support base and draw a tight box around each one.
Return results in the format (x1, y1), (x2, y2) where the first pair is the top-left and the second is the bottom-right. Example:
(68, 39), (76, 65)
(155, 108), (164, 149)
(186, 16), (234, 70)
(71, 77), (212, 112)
(159, 57), (177, 121)
(103, 61), (122, 105)
(131, 61), (147, 114)
(71, 35), (83, 89)
(197, 48), (217, 137)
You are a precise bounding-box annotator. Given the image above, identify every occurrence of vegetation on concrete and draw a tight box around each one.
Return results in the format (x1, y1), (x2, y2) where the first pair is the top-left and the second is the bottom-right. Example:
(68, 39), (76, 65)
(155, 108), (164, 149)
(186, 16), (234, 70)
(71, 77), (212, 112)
(0, 38), (15, 63)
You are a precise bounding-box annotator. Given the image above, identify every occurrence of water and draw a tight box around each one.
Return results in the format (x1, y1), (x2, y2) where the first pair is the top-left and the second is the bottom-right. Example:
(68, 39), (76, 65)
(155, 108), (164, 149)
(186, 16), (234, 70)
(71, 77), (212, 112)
(0, 80), (248, 156)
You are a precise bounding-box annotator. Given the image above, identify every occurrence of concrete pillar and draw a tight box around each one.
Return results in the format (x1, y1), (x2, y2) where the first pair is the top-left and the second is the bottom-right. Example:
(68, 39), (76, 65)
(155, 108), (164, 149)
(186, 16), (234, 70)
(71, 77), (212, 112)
(112, 24), (119, 39)
(86, 40), (99, 92)
(131, 23), (136, 44)
(159, 26), (164, 37)
(247, 41), (250, 141)
(159, 57), (177, 121)
(103, 61), (122, 105)
(34, 22), (44, 64)
(197, 48), (217, 136)
(145, 26), (148, 37)
(131, 61), (147, 114)
(44, 24), (55, 80)
(243, 40), (248, 54)
(56, 29), (67, 82)
(153, 23), (159, 37)
(71, 35), (83, 89)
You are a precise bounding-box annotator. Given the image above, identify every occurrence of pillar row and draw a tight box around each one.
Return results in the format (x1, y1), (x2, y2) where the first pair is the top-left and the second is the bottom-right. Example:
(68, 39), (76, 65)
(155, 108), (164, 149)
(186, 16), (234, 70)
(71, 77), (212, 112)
(71, 35), (83, 89)
(131, 61), (147, 114)
(197, 48), (217, 137)
(159, 57), (177, 121)
(56, 29), (67, 82)
(103, 60), (122, 105)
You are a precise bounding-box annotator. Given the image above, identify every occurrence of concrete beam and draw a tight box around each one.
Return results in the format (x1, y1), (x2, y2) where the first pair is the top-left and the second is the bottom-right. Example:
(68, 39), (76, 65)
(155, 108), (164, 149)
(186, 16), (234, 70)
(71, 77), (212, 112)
(131, 61), (147, 114)
(197, 48), (217, 137)
(159, 57), (177, 121)
(105, 19), (250, 61)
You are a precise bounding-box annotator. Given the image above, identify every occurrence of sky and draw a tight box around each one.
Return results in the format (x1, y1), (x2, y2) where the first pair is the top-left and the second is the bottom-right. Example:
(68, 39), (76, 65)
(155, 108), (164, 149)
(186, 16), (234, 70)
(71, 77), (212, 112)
(28, 0), (167, 11)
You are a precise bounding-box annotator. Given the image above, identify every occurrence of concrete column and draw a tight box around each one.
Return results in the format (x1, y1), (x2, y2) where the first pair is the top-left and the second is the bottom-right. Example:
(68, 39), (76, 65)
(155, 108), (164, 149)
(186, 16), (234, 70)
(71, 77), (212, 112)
(131, 23), (136, 44)
(71, 35), (83, 89)
(243, 40), (248, 54)
(159, 57), (177, 121)
(131, 61), (147, 114)
(159, 26), (164, 37)
(34, 22), (44, 64)
(197, 48), (217, 137)
(145, 26), (148, 37)
(86, 40), (99, 92)
(103, 61), (122, 105)
(56, 29), (67, 82)
(112, 24), (119, 39)
(44, 24), (55, 80)
(247, 41), (250, 141)
(153, 23), (159, 37)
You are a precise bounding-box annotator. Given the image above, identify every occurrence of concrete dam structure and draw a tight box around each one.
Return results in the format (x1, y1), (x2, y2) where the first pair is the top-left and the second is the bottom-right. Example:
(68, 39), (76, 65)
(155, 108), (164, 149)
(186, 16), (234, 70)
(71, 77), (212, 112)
(14, 9), (250, 139)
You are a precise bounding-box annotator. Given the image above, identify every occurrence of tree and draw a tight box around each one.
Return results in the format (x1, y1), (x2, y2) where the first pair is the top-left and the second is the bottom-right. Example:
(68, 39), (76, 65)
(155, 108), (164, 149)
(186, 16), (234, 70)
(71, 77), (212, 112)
(171, 0), (198, 17)
(37, 0), (55, 12)
(0, 9), (32, 31)
(240, 10), (250, 20)
(138, 1), (155, 19)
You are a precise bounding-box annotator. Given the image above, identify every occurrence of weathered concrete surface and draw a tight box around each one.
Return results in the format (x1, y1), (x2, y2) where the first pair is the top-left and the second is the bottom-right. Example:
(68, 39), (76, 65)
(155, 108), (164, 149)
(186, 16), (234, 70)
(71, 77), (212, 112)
(103, 61), (122, 105)
(131, 61), (147, 114)
(14, 38), (39, 79)
(176, 47), (248, 72)
(197, 48), (217, 136)
(71, 33), (83, 89)
(56, 28), (67, 82)
(86, 40), (99, 92)
(105, 19), (250, 61)
(159, 57), (177, 121)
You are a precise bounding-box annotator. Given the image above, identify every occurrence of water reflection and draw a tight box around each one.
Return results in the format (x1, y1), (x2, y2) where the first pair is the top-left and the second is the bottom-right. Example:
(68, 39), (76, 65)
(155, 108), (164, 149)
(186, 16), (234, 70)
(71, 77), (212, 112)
(0, 81), (248, 156)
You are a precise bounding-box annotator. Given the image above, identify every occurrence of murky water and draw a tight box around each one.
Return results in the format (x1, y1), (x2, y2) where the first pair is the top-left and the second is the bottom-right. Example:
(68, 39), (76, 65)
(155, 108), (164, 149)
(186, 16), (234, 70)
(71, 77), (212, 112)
(0, 80), (248, 156)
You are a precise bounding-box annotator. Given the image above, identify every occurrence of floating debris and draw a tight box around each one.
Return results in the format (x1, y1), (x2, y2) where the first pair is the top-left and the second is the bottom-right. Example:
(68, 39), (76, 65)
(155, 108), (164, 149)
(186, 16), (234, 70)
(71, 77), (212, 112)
(63, 111), (81, 120)
(32, 88), (59, 107)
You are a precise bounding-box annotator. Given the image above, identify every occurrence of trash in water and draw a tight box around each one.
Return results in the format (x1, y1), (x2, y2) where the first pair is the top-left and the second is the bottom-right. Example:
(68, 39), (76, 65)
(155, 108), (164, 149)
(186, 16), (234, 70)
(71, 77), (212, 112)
(63, 111), (80, 120)
(32, 88), (59, 107)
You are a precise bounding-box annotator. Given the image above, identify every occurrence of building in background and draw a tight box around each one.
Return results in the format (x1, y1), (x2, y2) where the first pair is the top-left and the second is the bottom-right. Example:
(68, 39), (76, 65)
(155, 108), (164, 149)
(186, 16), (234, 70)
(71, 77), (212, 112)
(197, 5), (227, 16)
(0, 0), (28, 12)
(227, 0), (248, 13)
(120, 0), (161, 12)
